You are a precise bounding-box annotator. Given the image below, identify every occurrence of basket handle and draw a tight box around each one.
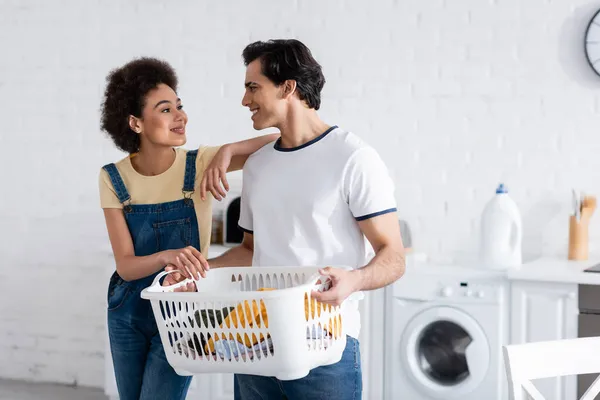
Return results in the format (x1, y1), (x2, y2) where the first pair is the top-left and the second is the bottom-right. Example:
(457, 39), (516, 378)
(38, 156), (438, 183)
(146, 269), (197, 293)
(308, 273), (332, 292)
(307, 271), (363, 302)
(307, 266), (354, 291)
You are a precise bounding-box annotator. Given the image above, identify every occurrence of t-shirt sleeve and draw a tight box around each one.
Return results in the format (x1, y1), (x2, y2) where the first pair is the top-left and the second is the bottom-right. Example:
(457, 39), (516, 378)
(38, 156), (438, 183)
(238, 168), (253, 233)
(99, 168), (123, 209)
(344, 146), (397, 221)
(195, 145), (223, 183)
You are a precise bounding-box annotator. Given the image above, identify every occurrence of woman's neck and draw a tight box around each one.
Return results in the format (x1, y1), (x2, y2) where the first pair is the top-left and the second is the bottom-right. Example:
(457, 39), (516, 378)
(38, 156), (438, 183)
(131, 146), (176, 176)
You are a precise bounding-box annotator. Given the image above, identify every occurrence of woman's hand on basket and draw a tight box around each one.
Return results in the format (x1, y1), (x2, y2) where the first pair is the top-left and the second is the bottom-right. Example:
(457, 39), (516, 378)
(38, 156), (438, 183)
(160, 246), (209, 281)
(310, 267), (362, 306)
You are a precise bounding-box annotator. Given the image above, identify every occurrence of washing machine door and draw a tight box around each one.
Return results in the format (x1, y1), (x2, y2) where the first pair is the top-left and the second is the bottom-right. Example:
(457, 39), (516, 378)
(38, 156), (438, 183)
(400, 306), (490, 399)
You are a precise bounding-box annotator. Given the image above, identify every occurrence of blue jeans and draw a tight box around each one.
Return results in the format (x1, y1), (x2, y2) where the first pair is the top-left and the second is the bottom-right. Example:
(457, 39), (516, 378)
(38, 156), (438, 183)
(107, 273), (192, 400)
(234, 336), (362, 400)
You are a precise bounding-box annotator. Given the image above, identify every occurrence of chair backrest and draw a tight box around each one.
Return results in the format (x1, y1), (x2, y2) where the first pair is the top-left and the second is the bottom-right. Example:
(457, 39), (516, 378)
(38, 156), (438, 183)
(503, 337), (600, 400)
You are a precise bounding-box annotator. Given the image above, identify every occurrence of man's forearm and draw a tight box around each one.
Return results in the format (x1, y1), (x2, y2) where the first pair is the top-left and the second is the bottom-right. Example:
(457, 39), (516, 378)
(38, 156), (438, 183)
(208, 245), (254, 268)
(353, 244), (405, 291)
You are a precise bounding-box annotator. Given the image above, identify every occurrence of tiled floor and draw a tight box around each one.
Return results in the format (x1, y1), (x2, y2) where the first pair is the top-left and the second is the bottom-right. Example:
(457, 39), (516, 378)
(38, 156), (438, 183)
(0, 379), (107, 400)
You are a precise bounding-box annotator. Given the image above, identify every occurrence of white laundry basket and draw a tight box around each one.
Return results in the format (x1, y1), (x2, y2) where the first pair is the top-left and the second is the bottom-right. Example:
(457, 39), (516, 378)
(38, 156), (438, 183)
(140, 266), (349, 381)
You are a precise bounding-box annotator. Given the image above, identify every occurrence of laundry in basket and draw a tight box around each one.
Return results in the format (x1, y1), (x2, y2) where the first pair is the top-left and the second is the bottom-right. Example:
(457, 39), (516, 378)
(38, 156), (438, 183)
(140, 266), (354, 381)
(204, 288), (340, 356)
(184, 307), (235, 352)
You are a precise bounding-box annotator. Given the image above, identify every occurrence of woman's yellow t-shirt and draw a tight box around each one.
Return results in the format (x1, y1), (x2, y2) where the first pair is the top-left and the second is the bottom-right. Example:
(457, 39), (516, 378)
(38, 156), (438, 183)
(98, 146), (220, 256)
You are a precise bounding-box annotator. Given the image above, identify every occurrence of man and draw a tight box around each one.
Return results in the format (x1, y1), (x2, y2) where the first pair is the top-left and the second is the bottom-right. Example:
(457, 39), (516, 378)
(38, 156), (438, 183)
(207, 39), (406, 400)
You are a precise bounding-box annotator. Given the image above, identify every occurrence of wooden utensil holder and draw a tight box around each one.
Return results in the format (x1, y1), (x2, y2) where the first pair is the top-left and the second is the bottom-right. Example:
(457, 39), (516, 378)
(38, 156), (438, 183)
(568, 215), (589, 260)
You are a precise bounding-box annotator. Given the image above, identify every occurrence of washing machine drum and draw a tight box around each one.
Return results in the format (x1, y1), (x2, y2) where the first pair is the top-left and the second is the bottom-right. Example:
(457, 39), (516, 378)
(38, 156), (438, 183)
(401, 306), (490, 398)
(418, 321), (472, 384)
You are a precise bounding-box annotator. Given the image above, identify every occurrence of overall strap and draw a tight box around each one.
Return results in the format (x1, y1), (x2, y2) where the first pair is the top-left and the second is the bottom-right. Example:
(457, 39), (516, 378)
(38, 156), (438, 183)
(102, 163), (131, 205)
(182, 149), (198, 196)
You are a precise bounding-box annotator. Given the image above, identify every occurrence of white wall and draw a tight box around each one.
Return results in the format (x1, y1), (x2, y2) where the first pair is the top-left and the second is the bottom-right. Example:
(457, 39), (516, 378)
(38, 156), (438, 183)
(2, 0), (600, 388)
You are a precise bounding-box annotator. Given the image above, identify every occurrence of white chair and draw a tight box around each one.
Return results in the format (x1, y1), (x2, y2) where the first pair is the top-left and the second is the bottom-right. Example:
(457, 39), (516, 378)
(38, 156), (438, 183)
(503, 337), (600, 400)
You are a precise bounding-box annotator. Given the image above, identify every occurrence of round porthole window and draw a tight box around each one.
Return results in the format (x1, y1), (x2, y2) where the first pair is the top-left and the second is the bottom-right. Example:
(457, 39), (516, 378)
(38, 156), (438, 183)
(400, 307), (490, 399)
(417, 320), (472, 385)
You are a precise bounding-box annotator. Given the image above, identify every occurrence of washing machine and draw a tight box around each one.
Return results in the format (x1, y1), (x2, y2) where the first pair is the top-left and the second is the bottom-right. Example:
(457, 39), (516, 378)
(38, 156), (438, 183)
(384, 264), (509, 400)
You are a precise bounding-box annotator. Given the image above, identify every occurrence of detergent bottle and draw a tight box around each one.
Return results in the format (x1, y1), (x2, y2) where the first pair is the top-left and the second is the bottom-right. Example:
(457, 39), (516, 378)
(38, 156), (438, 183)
(479, 183), (522, 269)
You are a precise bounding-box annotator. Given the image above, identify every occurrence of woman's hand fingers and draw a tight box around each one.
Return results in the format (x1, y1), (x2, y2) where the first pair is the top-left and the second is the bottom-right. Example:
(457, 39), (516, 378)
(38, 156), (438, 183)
(186, 246), (210, 273)
(180, 247), (208, 280)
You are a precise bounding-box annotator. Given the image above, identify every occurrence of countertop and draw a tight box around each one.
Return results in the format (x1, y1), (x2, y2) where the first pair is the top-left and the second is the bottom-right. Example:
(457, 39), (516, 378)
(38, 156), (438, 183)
(507, 257), (600, 285)
(209, 245), (600, 286)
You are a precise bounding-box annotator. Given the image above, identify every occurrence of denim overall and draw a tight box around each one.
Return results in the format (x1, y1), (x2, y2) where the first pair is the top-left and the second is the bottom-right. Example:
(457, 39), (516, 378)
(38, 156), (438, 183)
(103, 150), (199, 400)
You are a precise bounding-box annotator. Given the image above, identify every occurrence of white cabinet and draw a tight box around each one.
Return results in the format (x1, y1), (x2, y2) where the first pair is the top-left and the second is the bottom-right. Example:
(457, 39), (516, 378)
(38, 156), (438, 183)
(360, 289), (381, 400)
(510, 281), (578, 400)
(208, 373), (235, 400)
(187, 374), (233, 400)
(186, 377), (206, 399)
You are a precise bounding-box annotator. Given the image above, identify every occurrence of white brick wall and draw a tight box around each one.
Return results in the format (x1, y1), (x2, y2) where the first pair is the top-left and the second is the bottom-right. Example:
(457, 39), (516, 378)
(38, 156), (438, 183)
(3, 0), (600, 389)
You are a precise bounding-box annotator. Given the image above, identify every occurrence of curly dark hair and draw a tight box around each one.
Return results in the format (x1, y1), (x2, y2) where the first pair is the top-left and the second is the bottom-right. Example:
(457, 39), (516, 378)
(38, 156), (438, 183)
(242, 39), (325, 110)
(100, 57), (178, 153)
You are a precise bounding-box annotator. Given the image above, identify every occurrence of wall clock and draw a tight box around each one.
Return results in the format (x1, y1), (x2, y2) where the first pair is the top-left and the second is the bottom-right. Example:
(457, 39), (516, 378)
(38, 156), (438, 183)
(585, 8), (600, 76)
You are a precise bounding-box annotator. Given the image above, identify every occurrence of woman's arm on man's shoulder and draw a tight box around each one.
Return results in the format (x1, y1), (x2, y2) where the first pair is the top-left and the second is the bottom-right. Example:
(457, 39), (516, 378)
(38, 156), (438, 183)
(226, 132), (280, 172)
(200, 132), (279, 200)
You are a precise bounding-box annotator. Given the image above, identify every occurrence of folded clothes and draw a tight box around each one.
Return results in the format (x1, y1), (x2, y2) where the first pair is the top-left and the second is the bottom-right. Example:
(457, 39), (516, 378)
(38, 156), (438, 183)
(205, 287), (341, 355)
(307, 325), (329, 339)
(176, 329), (332, 361)
(214, 339), (253, 360)
(214, 331), (332, 361)
(214, 336), (273, 360)
(190, 307), (235, 329)
(186, 307), (235, 352)
(205, 296), (270, 354)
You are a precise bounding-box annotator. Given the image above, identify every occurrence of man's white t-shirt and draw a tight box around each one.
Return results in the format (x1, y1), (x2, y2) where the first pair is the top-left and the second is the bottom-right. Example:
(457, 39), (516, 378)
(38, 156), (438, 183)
(238, 125), (397, 339)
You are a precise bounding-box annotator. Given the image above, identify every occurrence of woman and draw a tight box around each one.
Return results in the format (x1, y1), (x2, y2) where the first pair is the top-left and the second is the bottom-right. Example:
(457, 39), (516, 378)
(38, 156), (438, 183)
(98, 57), (277, 400)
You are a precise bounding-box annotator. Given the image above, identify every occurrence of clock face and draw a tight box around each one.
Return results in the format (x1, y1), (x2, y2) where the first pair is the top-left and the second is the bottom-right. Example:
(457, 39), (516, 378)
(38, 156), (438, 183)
(586, 9), (600, 76)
